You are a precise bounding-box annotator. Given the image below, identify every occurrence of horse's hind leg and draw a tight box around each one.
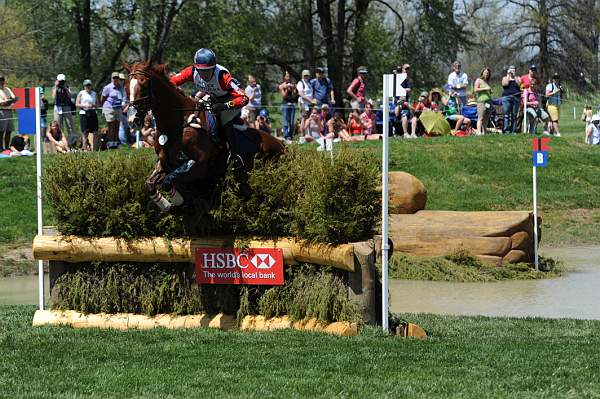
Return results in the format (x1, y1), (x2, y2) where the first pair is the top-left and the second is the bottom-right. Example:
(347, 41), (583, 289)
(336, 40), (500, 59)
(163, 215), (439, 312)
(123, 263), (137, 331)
(146, 162), (172, 212)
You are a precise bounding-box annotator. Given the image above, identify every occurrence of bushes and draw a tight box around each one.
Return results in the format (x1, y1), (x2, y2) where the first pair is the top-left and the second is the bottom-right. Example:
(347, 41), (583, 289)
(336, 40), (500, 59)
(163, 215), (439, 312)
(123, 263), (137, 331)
(44, 147), (380, 244)
(52, 263), (360, 323)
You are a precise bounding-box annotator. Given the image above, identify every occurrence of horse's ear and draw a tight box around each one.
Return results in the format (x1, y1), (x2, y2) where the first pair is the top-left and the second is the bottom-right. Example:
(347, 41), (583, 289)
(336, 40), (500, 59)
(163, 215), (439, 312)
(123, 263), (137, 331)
(122, 62), (131, 73)
(154, 63), (167, 76)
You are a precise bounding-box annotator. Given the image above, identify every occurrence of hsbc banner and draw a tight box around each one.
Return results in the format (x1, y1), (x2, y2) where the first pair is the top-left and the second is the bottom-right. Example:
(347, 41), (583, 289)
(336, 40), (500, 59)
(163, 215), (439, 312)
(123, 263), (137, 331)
(195, 248), (284, 285)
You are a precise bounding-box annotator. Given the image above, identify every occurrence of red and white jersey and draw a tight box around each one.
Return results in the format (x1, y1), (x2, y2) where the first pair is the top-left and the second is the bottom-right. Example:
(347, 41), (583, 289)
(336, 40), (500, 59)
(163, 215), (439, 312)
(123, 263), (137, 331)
(170, 64), (248, 109)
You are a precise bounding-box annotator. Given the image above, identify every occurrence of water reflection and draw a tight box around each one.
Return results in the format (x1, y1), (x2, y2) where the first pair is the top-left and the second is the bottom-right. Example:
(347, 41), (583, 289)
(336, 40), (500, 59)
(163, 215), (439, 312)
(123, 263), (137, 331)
(0, 274), (49, 306)
(390, 247), (600, 320)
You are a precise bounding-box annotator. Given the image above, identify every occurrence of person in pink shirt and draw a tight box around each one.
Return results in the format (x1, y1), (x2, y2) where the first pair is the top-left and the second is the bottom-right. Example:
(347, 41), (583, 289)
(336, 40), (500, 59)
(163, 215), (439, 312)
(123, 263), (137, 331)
(359, 102), (381, 140)
(347, 66), (368, 112)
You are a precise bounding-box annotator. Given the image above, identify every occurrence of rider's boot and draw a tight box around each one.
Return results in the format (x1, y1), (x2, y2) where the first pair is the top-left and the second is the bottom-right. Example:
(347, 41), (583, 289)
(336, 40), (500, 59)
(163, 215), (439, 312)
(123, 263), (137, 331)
(224, 122), (245, 171)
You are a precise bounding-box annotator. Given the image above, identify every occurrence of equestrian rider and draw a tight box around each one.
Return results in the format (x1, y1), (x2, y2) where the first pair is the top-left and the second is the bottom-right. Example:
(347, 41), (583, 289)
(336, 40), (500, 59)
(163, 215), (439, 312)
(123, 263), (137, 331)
(170, 48), (248, 169)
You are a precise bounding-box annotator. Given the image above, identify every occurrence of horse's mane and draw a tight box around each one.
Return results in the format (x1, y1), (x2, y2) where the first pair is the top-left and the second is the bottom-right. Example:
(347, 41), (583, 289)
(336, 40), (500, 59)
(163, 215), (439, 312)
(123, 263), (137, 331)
(133, 61), (195, 108)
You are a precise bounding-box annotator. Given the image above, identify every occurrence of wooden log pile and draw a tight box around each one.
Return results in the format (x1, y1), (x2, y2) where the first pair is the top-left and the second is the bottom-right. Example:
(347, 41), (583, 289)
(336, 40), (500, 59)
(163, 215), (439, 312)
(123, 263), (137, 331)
(389, 210), (540, 264)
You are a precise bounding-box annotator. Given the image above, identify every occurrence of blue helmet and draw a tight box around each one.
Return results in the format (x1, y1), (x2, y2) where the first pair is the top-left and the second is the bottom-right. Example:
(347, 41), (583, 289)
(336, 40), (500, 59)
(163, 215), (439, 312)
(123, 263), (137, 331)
(259, 109), (269, 118)
(194, 48), (216, 70)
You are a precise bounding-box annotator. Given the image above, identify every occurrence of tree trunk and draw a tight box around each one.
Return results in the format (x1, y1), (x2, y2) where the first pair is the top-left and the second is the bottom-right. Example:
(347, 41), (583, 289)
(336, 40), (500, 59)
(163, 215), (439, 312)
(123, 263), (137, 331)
(351, 0), (371, 75)
(73, 0), (91, 78)
(301, 0), (315, 70)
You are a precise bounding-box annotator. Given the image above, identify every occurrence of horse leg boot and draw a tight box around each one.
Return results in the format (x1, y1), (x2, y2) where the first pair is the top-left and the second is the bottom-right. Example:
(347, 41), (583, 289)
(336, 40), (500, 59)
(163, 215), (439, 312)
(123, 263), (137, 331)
(146, 165), (172, 212)
(161, 159), (196, 207)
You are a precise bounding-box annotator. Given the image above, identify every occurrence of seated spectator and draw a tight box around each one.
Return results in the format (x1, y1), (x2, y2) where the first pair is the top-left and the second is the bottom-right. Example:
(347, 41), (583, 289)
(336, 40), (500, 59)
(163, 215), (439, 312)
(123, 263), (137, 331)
(359, 103), (382, 140)
(442, 93), (471, 131)
(395, 97), (417, 138)
(46, 120), (70, 153)
(9, 133), (34, 156)
(585, 114), (600, 145)
(523, 80), (549, 134)
(140, 114), (156, 148)
(429, 89), (444, 111)
(254, 109), (272, 135)
(320, 103), (332, 135)
(301, 106), (330, 144)
(343, 109), (366, 141)
(326, 112), (348, 141)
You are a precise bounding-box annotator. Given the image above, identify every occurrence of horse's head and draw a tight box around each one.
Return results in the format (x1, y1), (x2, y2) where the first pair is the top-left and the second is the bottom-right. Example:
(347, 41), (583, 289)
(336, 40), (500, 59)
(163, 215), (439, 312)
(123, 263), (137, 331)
(124, 61), (168, 129)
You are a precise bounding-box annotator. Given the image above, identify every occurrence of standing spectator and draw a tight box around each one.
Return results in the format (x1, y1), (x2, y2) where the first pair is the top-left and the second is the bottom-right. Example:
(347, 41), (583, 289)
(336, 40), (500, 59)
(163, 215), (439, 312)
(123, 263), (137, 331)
(523, 80), (549, 134)
(75, 79), (99, 151)
(474, 67), (493, 135)
(501, 65), (521, 134)
(520, 64), (540, 89)
(397, 64), (412, 101)
(0, 75), (16, 150)
(118, 73), (130, 145)
(297, 69), (316, 112)
(243, 75), (262, 124)
(39, 88), (49, 139)
(347, 66), (368, 111)
(447, 61), (469, 108)
(311, 67), (335, 108)
(585, 114), (600, 145)
(101, 72), (124, 148)
(46, 120), (70, 153)
(52, 74), (75, 143)
(278, 72), (298, 144)
(545, 73), (562, 137)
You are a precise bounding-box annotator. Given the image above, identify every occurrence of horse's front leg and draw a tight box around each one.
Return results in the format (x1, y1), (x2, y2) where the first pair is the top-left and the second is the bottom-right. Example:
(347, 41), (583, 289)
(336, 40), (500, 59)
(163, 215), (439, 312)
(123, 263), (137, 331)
(145, 161), (173, 212)
(161, 159), (197, 207)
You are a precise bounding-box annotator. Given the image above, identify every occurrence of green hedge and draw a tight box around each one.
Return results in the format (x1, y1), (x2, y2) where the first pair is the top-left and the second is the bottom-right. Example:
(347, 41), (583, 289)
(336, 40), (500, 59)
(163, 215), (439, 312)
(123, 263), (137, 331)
(44, 147), (380, 244)
(51, 263), (360, 323)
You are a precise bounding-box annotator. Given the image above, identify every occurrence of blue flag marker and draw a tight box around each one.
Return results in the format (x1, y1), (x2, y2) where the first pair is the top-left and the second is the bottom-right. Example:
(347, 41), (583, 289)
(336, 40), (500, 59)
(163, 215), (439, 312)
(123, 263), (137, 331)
(532, 150), (548, 167)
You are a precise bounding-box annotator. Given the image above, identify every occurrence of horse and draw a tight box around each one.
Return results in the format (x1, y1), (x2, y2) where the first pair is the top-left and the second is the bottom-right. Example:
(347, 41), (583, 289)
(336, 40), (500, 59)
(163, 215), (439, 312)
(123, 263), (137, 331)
(123, 61), (284, 212)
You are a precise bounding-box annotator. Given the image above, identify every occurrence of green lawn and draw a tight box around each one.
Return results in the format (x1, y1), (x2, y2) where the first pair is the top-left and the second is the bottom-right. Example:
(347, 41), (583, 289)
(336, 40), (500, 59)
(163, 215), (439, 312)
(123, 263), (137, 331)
(1, 305), (599, 398)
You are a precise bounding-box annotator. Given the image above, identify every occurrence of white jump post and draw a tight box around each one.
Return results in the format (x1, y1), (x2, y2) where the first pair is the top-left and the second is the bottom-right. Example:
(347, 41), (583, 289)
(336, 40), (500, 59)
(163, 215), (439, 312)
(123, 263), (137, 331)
(35, 87), (44, 310)
(532, 164), (538, 271)
(523, 88), (528, 134)
(381, 73), (405, 332)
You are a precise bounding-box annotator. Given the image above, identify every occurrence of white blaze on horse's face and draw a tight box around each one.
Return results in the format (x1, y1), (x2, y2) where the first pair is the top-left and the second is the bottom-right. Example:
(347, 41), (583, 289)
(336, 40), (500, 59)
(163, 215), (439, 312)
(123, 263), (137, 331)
(129, 78), (138, 103)
(127, 78), (141, 128)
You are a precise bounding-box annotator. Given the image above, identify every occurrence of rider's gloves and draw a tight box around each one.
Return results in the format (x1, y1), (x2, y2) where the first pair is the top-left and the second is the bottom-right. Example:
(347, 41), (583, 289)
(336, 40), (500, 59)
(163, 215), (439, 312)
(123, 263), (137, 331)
(211, 101), (234, 113)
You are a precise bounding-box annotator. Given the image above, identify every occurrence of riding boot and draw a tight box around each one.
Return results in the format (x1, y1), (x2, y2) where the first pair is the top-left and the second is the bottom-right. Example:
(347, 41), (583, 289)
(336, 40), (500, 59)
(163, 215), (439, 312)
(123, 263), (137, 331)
(224, 123), (244, 171)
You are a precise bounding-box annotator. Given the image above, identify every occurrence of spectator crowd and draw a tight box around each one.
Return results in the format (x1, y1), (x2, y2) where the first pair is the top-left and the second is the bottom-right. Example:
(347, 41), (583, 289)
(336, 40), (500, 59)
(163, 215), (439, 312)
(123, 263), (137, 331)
(5, 59), (600, 157)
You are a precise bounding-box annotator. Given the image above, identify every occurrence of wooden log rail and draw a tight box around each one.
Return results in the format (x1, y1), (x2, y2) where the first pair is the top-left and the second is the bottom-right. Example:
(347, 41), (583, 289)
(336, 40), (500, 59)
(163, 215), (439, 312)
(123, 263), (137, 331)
(32, 234), (356, 272)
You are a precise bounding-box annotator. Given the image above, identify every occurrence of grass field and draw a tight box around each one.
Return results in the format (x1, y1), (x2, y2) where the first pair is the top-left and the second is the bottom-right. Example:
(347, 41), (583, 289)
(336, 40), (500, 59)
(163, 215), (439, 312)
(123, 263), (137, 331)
(1, 305), (599, 398)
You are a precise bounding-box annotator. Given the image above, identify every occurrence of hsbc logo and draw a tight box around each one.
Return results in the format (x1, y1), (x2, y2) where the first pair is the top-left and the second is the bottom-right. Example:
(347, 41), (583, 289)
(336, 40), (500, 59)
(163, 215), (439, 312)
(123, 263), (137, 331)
(196, 248), (284, 286)
(251, 253), (275, 269)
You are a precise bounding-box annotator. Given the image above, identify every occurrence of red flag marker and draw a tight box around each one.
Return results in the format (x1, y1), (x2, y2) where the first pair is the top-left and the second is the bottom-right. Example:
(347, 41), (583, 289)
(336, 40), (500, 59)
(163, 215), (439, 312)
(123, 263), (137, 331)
(531, 137), (551, 151)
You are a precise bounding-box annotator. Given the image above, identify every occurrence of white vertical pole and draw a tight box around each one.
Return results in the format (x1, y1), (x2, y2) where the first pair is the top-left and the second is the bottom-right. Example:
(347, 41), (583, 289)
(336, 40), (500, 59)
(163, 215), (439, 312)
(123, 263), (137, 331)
(381, 76), (390, 332)
(35, 87), (44, 310)
(532, 164), (539, 271)
(523, 89), (528, 134)
(136, 129), (140, 149)
(573, 107), (576, 120)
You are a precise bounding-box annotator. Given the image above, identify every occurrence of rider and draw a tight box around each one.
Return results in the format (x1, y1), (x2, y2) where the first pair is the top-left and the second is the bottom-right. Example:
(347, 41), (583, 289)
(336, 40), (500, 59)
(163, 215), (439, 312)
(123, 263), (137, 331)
(170, 48), (248, 169)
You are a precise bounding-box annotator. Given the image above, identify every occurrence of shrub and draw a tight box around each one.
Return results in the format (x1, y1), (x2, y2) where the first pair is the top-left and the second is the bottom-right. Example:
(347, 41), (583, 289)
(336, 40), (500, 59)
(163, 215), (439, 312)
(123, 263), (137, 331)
(44, 146), (380, 244)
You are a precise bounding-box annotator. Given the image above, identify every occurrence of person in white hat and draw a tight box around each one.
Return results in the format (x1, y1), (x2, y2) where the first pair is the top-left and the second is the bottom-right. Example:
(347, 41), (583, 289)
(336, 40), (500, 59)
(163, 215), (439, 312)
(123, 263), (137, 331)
(75, 79), (99, 150)
(52, 73), (75, 142)
(585, 114), (600, 145)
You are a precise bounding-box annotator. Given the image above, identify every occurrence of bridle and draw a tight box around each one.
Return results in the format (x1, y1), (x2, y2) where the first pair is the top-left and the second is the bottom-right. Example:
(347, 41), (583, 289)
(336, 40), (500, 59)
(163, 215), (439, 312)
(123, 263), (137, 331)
(128, 69), (154, 115)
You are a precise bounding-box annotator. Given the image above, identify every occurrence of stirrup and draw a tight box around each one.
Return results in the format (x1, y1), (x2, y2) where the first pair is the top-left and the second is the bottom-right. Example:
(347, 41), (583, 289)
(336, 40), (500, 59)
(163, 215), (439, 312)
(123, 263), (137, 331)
(227, 153), (245, 171)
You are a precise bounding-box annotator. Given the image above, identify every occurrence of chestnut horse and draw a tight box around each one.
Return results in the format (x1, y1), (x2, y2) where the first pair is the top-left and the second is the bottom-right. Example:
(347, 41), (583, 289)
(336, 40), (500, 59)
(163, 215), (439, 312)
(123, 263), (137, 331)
(124, 61), (284, 212)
